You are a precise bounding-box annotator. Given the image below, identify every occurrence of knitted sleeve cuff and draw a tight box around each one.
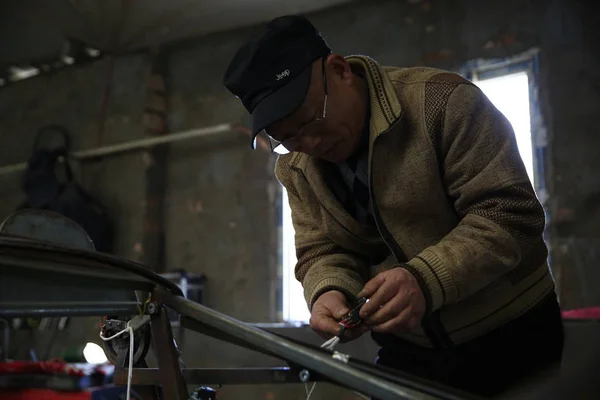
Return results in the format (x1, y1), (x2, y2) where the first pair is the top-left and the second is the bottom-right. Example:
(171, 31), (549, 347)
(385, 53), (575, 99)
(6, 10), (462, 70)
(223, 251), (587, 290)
(306, 275), (364, 310)
(404, 249), (458, 312)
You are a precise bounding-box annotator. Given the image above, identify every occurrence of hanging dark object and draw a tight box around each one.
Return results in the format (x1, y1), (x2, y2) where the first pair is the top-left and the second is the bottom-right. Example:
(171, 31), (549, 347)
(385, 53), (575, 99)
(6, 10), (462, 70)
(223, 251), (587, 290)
(17, 125), (114, 253)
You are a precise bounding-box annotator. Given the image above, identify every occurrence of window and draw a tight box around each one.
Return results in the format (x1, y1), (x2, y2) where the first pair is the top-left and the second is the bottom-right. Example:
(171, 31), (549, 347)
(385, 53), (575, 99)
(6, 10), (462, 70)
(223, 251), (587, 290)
(473, 72), (534, 184)
(281, 188), (311, 323)
(281, 51), (544, 323)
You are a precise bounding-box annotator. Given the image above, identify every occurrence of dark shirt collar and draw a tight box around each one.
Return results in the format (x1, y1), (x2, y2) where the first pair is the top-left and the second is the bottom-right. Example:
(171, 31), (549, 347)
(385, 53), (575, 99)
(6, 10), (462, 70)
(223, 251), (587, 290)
(359, 108), (371, 150)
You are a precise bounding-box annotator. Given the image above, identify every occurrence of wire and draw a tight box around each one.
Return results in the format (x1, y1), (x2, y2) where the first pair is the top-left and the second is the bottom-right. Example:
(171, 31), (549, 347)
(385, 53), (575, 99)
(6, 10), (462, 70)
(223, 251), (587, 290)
(321, 336), (340, 351)
(179, 358), (188, 369)
(304, 335), (343, 400)
(305, 380), (317, 399)
(100, 324), (134, 400)
(137, 296), (151, 315)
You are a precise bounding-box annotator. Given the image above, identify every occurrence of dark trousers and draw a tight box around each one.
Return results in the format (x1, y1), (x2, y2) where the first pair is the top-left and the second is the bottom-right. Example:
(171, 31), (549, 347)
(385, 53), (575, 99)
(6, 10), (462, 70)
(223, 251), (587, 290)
(373, 294), (564, 398)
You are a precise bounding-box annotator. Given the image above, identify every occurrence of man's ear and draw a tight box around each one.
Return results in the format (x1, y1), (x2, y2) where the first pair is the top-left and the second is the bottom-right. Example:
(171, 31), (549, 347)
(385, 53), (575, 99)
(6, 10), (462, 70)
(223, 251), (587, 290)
(326, 53), (353, 84)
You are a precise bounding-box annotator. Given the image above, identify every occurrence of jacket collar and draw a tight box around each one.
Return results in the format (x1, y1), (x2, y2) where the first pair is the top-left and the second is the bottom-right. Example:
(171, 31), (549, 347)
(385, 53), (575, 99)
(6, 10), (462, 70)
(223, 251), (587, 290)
(290, 55), (402, 170)
(346, 55), (403, 136)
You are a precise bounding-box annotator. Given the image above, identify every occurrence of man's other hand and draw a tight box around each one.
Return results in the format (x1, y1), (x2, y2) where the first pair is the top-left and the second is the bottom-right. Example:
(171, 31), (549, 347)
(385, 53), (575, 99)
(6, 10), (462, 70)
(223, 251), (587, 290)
(310, 290), (369, 342)
(358, 268), (426, 334)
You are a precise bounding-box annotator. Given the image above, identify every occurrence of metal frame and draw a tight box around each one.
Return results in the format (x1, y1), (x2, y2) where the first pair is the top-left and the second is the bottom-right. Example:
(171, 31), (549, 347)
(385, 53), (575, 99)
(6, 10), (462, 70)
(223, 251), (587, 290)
(0, 211), (480, 400)
(0, 283), (477, 399)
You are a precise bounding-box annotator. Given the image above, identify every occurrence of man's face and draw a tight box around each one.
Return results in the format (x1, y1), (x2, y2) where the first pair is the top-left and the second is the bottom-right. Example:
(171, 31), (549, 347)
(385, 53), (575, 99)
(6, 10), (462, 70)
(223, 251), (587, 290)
(265, 55), (366, 164)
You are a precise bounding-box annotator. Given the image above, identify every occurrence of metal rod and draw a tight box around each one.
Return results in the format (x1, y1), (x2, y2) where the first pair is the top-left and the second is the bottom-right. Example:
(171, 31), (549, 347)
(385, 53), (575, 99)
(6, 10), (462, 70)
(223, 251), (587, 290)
(159, 290), (449, 400)
(150, 307), (189, 400)
(0, 303), (140, 318)
(115, 367), (319, 386)
(470, 48), (540, 74)
(181, 316), (285, 360)
(0, 123), (243, 176)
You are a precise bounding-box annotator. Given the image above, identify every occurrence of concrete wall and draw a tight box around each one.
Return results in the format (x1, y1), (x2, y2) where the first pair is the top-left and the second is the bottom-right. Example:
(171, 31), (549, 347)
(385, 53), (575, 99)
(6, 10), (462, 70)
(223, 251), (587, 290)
(1, 0), (599, 399)
(537, 0), (600, 309)
(0, 55), (150, 259)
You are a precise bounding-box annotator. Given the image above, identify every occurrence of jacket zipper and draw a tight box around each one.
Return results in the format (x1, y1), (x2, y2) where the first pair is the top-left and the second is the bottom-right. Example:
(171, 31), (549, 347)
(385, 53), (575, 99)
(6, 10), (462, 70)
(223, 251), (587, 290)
(310, 195), (382, 246)
(368, 129), (453, 350)
(292, 157), (382, 247)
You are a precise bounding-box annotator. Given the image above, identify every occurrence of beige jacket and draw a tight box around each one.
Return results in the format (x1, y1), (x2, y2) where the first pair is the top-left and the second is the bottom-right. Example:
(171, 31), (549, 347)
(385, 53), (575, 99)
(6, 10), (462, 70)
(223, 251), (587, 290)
(275, 55), (556, 348)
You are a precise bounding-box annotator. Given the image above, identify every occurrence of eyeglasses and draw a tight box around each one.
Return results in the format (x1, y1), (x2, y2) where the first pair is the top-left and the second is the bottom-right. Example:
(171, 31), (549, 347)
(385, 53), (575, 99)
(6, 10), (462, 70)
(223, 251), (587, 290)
(266, 56), (329, 155)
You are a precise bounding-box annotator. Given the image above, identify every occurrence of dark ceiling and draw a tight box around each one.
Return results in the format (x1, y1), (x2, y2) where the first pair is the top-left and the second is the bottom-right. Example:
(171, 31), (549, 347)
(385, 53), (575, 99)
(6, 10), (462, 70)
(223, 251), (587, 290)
(0, 0), (353, 69)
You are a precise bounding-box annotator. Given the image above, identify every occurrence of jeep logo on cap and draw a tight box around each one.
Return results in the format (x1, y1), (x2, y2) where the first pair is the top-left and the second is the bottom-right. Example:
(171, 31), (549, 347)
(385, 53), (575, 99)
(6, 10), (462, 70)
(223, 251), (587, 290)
(276, 69), (290, 81)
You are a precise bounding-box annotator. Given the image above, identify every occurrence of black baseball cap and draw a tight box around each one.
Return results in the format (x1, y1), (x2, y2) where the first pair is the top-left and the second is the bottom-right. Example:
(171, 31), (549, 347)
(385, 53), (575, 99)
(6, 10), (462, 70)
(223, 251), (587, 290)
(223, 15), (331, 149)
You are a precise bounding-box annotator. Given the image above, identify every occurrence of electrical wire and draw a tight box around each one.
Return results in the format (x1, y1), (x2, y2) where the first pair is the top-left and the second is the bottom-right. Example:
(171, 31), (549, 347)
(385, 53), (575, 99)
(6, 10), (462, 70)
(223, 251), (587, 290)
(305, 379), (317, 399)
(99, 324), (134, 400)
(304, 335), (343, 400)
(321, 336), (340, 351)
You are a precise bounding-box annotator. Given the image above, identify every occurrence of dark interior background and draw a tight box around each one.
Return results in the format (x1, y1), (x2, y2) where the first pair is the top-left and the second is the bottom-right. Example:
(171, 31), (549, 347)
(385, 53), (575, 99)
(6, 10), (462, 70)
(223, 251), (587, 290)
(0, 0), (599, 398)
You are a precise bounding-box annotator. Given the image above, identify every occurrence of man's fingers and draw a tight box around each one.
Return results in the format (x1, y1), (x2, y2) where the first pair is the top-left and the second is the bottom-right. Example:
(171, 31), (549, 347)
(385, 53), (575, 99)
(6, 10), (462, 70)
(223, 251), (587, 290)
(333, 306), (350, 320)
(310, 313), (341, 338)
(363, 294), (409, 326)
(309, 289), (377, 344)
(316, 290), (349, 320)
(371, 306), (414, 333)
(357, 275), (385, 319)
(357, 274), (385, 298)
(359, 281), (396, 319)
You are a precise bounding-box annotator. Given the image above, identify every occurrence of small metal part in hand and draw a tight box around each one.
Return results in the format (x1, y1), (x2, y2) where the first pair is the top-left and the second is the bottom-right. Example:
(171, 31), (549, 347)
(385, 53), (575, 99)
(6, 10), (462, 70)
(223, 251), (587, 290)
(339, 297), (368, 331)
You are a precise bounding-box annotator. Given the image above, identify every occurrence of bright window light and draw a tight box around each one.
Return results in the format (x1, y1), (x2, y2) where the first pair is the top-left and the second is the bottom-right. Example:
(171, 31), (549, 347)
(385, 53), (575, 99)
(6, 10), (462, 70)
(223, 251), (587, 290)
(281, 70), (534, 323)
(474, 72), (534, 183)
(83, 342), (108, 365)
(281, 189), (311, 323)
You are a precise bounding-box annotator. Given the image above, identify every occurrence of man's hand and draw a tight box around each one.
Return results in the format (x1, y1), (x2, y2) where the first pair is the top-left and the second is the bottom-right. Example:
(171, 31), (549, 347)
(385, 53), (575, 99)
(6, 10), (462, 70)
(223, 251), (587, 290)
(358, 268), (426, 334)
(310, 290), (369, 341)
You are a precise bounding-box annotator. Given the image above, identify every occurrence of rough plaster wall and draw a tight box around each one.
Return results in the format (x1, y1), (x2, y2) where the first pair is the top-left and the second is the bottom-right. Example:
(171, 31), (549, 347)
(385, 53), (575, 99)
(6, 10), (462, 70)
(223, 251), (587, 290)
(165, 32), (280, 321)
(0, 54), (149, 260)
(1, 0), (599, 399)
(538, 0), (600, 309)
(306, 0), (545, 70)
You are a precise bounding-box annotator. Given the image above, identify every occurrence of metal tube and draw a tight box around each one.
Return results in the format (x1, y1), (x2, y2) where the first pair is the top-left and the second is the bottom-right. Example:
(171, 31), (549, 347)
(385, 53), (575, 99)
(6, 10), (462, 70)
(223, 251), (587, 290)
(0, 303), (140, 318)
(150, 308), (189, 399)
(115, 367), (318, 386)
(181, 316), (285, 360)
(0, 123), (243, 176)
(75, 124), (236, 158)
(237, 326), (476, 400)
(160, 291), (449, 400)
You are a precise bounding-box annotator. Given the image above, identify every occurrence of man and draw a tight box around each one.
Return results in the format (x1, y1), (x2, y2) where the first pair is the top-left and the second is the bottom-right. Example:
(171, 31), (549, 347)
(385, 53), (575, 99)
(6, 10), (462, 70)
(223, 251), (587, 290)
(223, 15), (564, 397)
